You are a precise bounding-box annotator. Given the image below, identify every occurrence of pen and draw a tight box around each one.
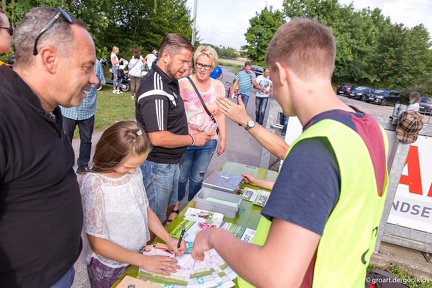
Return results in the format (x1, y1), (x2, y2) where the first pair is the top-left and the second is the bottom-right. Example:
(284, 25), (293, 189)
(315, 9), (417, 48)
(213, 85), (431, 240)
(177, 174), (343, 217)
(177, 226), (186, 249)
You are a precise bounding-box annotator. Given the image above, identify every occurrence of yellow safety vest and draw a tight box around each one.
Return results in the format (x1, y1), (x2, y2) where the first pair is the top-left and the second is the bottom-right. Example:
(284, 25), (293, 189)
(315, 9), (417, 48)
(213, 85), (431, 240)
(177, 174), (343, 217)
(239, 119), (388, 287)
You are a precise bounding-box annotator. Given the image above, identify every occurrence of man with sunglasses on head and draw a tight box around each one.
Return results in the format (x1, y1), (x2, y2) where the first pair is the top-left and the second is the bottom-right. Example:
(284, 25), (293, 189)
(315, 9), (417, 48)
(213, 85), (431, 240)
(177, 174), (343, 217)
(136, 34), (212, 228)
(0, 9), (13, 60)
(0, 7), (99, 287)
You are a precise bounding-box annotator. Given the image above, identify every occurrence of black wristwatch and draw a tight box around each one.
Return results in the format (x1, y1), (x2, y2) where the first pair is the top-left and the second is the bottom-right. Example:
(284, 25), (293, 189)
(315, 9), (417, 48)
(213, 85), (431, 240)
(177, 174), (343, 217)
(245, 120), (255, 131)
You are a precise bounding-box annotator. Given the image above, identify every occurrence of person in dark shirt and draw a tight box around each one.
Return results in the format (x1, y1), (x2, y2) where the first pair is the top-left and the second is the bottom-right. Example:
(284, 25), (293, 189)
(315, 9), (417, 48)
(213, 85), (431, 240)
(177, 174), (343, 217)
(136, 34), (211, 226)
(0, 7), (98, 287)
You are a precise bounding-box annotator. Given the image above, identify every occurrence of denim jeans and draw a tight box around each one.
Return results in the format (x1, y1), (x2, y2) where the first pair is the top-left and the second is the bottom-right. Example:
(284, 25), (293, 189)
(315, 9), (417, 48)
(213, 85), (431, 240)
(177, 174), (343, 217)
(255, 96), (269, 125)
(112, 65), (119, 89)
(50, 266), (75, 288)
(279, 113), (289, 135)
(238, 93), (250, 108)
(140, 160), (179, 222)
(178, 139), (217, 202)
(63, 115), (94, 169)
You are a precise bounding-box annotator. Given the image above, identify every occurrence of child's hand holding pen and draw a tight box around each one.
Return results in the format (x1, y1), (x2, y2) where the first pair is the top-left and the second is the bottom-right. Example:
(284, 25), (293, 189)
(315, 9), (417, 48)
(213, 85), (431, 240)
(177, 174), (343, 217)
(167, 227), (186, 256)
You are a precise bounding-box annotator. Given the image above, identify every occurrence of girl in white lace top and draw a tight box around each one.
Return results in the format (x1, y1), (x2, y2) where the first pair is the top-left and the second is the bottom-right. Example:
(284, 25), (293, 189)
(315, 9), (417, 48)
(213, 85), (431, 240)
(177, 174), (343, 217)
(80, 121), (186, 287)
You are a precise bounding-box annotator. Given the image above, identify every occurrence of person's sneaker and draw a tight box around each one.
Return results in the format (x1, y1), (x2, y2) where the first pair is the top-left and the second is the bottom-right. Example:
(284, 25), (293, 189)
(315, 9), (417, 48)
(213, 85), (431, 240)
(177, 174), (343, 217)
(76, 166), (90, 174)
(118, 91), (123, 94)
(131, 95), (135, 99)
(113, 90), (116, 94)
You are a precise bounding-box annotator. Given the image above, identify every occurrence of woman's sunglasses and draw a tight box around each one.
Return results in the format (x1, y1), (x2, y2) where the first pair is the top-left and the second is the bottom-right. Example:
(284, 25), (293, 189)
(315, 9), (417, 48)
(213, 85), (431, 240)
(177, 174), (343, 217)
(0, 26), (13, 36)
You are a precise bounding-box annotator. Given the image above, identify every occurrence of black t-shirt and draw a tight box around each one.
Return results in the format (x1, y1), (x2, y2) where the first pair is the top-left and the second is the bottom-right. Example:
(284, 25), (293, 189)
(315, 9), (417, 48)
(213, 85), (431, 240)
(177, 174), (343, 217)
(135, 64), (188, 164)
(0, 65), (83, 287)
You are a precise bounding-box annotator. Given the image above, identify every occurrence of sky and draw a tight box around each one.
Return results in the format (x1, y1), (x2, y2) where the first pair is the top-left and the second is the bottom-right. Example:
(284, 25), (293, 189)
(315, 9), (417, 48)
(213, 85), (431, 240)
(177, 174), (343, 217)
(185, 0), (432, 50)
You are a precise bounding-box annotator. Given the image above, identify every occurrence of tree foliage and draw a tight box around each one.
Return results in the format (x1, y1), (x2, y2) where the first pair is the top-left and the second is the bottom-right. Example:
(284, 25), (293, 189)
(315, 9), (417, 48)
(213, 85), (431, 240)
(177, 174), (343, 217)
(242, 6), (285, 67)
(240, 0), (432, 97)
(2, 0), (432, 97)
(203, 43), (238, 60)
(1, 0), (193, 60)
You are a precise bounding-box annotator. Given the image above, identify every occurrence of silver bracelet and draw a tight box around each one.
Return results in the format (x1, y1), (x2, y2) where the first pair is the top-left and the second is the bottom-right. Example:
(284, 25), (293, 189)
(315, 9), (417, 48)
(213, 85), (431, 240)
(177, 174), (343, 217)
(189, 134), (196, 146)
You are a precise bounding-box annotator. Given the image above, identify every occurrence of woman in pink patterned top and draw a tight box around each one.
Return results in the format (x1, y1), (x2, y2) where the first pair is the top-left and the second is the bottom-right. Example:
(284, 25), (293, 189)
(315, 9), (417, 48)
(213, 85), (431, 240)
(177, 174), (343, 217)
(168, 46), (227, 222)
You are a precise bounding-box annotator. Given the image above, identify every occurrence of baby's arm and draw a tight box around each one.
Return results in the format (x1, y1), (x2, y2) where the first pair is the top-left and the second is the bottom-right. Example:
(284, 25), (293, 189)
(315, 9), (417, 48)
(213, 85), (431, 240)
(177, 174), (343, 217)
(87, 235), (180, 275)
(147, 207), (187, 256)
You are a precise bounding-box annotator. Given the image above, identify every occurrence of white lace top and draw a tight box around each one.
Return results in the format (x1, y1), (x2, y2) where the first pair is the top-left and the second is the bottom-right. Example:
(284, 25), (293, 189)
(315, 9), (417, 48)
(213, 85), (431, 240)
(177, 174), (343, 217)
(80, 168), (149, 268)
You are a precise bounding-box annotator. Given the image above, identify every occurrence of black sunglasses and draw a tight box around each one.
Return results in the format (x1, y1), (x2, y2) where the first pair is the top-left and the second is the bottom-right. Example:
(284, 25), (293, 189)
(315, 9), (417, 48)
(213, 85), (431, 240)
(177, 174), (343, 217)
(33, 8), (72, 56)
(0, 26), (13, 36)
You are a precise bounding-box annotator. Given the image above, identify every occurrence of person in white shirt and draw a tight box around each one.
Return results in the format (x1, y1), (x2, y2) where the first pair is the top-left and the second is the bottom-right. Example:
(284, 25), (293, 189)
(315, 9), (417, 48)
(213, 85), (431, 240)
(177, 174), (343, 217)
(145, 49), (158, 70)
(407, 91), (420, 112)
(80, 121), (186, 287)
(128, 46), (146, 99)
(254, 68), (273, 125)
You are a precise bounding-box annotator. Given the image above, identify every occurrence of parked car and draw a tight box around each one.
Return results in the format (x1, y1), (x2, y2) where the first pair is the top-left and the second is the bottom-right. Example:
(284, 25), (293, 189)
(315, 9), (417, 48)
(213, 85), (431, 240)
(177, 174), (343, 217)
(348, 86), (374, 101)
(251, 65), (264, 77)
(336, 84), (357, 96)
(419, 96), (432, 115)
(365, 89), (401, 106)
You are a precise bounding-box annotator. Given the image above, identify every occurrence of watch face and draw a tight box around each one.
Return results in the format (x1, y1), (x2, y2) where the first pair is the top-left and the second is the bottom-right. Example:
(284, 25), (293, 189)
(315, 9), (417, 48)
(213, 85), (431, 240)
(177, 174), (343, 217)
(246, 120), (255, 130)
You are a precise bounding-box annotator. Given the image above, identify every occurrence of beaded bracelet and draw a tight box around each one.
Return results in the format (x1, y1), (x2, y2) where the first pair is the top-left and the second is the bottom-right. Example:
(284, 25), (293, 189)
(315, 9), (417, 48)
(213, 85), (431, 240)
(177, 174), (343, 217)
(189, 134), (196, 146)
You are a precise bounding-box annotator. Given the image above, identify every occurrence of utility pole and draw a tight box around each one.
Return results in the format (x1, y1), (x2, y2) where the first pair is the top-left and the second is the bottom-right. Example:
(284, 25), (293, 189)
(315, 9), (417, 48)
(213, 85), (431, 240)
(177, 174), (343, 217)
(191, 0), (198, 46)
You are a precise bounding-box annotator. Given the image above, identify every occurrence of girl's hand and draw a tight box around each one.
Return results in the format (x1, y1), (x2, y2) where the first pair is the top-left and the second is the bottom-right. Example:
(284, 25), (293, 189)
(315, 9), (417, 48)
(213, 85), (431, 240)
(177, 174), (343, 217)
(167, 237), (186, 256)
(140, 255), (180, 275)
(242, 173), (258, 186)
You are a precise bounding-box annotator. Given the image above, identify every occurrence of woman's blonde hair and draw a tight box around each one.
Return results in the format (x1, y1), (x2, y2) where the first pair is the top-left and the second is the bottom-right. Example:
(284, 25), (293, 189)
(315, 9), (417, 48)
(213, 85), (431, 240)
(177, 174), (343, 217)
(112, 46), (119, 53)
(194, 45), (218, 68)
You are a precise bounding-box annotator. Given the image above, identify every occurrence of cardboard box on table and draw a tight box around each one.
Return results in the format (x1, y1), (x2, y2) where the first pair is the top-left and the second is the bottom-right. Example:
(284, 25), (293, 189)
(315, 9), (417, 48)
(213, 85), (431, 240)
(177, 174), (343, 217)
(194, 187), (242, 218)
(202, 171), (243, 194)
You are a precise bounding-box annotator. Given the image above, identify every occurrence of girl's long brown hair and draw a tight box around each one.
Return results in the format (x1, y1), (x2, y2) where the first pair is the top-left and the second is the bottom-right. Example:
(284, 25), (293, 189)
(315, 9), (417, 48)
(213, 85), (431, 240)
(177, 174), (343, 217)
(91, 121), (151, 173)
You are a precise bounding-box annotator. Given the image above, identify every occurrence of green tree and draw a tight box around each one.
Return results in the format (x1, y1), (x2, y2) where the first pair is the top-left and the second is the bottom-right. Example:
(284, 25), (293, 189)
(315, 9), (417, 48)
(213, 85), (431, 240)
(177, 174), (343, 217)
(242, 6), (285, 67)
(2, 0), (193, 61)
(281, 0), (432, 93)
(282, 0), (339, 25)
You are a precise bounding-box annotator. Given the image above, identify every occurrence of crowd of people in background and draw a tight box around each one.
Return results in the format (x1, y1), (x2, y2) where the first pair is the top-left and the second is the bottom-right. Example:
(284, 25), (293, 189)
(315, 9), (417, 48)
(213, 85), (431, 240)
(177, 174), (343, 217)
(1, 6), (407, 288)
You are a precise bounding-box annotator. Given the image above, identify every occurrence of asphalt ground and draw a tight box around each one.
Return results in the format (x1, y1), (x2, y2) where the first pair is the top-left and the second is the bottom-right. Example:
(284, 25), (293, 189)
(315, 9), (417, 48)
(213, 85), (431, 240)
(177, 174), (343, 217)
(71, 68), (432, 287)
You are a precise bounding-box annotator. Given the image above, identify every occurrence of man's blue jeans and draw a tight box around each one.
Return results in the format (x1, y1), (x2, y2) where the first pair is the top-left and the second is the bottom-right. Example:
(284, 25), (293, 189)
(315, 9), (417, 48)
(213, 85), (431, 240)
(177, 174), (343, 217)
(255, 96), (269, 125)
(238, 93), (250, 108)
(279, 112), (289, 135)
(178, 139), (217, 202)
(50, 266), (74, 288)
(140, 160), (179, 222)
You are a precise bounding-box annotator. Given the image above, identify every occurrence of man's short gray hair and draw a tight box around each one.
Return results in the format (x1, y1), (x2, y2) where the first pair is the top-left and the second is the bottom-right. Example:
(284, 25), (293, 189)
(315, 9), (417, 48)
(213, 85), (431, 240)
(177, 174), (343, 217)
(14, 7), (87, 69)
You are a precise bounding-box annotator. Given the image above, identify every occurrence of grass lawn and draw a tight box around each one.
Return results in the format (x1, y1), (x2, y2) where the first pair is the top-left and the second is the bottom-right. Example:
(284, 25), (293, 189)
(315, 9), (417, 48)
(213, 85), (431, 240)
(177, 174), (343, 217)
(94, 86), (135, 130)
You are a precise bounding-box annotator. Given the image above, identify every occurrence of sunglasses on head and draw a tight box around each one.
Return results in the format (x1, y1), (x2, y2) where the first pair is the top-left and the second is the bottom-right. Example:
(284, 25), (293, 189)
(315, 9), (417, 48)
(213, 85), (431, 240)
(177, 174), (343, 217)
(0, 26), (13, 36)
(33, 8), (73, 56)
